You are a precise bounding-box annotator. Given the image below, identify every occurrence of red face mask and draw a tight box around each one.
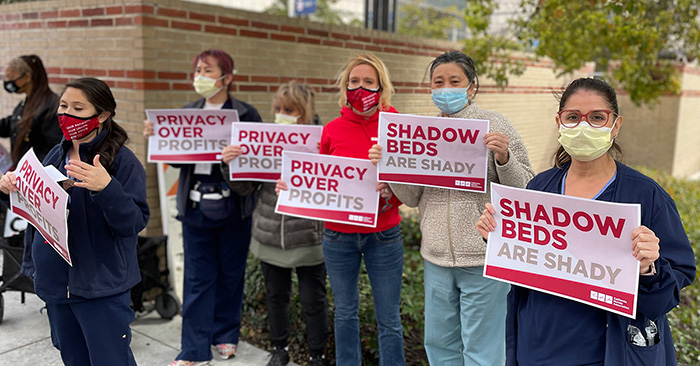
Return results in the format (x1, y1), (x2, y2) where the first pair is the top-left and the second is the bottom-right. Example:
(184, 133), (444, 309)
(58, 113), (100, 141)
(346, 86), (380, 113)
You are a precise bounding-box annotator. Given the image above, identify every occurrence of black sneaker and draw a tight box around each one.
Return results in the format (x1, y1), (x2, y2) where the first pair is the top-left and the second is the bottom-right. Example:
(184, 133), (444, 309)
(309, 355), (329, 366)
(267, 347), (290, 366)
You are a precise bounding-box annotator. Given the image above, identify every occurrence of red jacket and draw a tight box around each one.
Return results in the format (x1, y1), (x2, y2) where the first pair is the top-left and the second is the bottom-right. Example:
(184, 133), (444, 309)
(320, 106), (402, 233)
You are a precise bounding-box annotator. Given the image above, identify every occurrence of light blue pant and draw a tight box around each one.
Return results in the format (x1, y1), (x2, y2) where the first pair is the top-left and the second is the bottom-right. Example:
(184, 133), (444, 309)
(423, 261), (510, 366)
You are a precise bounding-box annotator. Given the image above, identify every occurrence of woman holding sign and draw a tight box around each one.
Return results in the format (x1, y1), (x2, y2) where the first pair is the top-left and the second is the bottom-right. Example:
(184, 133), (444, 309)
(0, 77), (149, 365)
(476, 77), (696, 365)
(144, 49), (262, 366)
(222, 81), (330, 366)
(278, 53), (405, 366)
(370, 50), (534, 365)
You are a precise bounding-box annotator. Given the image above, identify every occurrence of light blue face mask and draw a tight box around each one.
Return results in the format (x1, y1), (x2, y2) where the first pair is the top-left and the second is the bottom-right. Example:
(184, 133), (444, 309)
(431, 87), (469, 114)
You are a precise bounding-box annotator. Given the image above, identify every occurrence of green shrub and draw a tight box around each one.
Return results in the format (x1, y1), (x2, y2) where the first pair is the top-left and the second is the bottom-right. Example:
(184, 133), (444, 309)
(634, 167), (700, 365)
(241, 210), (427, 366)
(242, 170), (700, 365)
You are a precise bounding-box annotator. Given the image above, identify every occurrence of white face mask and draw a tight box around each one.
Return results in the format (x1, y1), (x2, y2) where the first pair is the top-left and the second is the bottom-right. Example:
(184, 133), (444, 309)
(193, 75), (225, 99)
(274, 113), (299, 125)
(557, 118), (618, 162)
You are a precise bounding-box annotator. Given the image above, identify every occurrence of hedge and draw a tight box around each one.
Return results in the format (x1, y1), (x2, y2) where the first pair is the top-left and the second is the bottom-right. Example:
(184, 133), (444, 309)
(241, 167), (700, 365)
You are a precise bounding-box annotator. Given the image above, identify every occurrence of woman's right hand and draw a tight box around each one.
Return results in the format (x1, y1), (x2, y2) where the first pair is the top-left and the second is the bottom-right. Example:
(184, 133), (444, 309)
(222, 145), (243, 164)
(275, 179), (288, 196)
(368, 144), (383, 166)
(0, 172), (18, 195)
(476, 203), (497, 239)
(143, 120), (154, 137)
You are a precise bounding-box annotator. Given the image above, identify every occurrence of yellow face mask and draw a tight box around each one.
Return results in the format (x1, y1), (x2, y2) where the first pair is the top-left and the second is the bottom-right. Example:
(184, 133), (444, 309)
(192, 75), (224, 98)
(274, 113), (299, 125)
(557, 119), (618, 162)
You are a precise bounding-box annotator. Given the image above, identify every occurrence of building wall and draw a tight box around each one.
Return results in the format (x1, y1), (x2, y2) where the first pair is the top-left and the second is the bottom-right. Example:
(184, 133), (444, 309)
(1, 0), (699, 237)
(673, 65), (700, 177)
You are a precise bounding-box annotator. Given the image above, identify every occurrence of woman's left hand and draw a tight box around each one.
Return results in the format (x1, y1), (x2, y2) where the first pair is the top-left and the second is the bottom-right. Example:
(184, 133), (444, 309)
(631, 225), (660, 274)
(377, 182), (393, 199)
(66, 155), (112, 192)
(484, 132), (509, 165)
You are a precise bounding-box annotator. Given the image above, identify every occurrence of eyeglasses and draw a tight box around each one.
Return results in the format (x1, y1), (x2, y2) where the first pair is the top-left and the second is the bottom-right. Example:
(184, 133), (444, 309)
(379, 197), (393, 213)
(557, 109), (616, 128)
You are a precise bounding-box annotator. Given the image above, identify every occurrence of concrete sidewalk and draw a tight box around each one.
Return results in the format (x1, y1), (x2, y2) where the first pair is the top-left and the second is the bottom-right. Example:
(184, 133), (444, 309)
(0, 289), (297, 366)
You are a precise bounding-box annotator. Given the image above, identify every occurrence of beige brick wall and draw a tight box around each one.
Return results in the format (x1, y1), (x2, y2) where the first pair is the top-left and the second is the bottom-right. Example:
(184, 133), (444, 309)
(2, 0), (699, 236)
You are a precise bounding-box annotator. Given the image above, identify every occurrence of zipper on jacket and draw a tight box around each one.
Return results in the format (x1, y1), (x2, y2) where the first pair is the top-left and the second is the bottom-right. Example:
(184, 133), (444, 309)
(447, 190), (456, 266)
(280, 215), (286, 250)
(67, 285), (70, 299)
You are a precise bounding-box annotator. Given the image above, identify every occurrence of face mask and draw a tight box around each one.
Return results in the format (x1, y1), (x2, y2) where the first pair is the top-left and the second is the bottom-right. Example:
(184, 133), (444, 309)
(557, 118), (618, 162)
(346, 86), (380, 113)
(193, 75), (225, 99)
(3, 77), (24, 94)
(58, 113), (100, 141)
(431, 87), (469, 114)
(274, 113), (299, 125)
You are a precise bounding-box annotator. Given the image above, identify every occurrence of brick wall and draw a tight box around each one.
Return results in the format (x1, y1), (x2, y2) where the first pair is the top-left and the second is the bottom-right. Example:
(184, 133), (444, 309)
(2, 0), (699, 236)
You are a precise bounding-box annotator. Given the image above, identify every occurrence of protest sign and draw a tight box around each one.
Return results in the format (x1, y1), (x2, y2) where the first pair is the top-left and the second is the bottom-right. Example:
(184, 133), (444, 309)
(229, 123), (322, 181)
(0, 144), (12, 173)
(484, 183), (641, 318)
(377, 112), (489, 192)
(275, 151), (379, 227)
(146, 109), (239, 163)
(10, 149), (70, 265)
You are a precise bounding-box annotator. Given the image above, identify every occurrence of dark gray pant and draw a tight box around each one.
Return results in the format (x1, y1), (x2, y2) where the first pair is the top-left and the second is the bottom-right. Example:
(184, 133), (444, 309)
(260, 260), (329, 353)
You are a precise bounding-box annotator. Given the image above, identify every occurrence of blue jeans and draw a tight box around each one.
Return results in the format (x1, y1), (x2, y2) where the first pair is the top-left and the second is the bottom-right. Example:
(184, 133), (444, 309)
(322, 225), (405, 366)
(424, 261), (510, 366)
(178, 215), (251, 362)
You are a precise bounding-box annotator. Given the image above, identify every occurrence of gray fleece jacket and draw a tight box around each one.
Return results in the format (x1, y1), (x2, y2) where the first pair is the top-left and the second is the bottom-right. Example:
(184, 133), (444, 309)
(391, 102), (534, 268)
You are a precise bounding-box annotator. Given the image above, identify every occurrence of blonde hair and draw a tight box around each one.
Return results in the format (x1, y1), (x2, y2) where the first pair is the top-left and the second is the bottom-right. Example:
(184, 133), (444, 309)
(335, 52), (394, 111)
(8, 57), (31, 76)
(273, 81), (315, 124)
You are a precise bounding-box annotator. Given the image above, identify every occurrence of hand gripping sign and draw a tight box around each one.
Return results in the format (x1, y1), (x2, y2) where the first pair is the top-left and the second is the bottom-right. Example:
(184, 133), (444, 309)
(377, 112), (489, 192)
(229, 123), (323, 182)
(275, 151), (380, 228)
(146, 109), (239, 163)
(10, 149), (70, 265)
(484, 183), (641, 318)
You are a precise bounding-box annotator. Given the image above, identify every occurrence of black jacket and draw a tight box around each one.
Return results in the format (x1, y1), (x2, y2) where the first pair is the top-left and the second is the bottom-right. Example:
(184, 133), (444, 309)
(0, 92), (62, 164)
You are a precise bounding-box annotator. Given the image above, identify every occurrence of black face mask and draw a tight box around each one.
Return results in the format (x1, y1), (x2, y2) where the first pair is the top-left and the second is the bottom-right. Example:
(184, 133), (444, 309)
(3, 76), (25, 94)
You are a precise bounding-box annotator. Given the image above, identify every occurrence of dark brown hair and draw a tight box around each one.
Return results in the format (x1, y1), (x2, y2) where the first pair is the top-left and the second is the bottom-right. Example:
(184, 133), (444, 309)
(62, 78), (128, 173)
(554, 77), (623, 167)
(10, 55), (55, 164)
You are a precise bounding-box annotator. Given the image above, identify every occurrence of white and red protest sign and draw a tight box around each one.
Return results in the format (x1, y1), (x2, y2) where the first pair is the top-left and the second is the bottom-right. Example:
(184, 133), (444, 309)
(377, 112), (489, 192)
(146, 109), (239, 163)
(229, 123), (322, 181)
(10, 149), (70, 265)
(275, 151), (379, 227)
(484, 183), (641, 318)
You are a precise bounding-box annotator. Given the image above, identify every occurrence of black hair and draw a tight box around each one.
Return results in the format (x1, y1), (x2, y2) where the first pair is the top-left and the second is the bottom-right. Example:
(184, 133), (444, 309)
(63, 77), (128, 173)
(426, 50), (480, 99)
(554, 77), (622, 167)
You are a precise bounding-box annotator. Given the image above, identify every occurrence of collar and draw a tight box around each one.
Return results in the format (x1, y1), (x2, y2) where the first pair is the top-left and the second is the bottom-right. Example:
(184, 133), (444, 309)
(445, 101), (477, 118)
(340, 105), (393, 124)
(60, 127), (109, 162)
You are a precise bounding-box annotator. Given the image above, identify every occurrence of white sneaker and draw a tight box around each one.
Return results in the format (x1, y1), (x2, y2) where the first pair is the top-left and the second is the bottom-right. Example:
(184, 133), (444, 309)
(213, 343), (237, 360)
(168, 360), (210, 366)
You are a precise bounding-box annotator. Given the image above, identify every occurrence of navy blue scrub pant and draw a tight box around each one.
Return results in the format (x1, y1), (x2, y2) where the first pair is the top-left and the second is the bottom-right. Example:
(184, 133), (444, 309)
(177, 215), (251, 361)
(46, 291), (136, 366)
